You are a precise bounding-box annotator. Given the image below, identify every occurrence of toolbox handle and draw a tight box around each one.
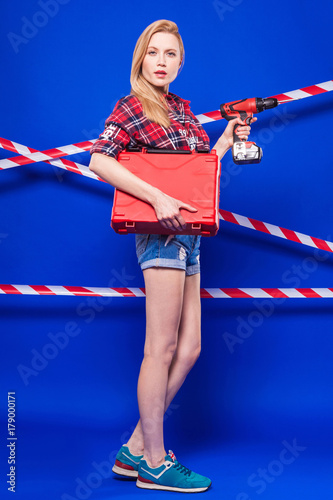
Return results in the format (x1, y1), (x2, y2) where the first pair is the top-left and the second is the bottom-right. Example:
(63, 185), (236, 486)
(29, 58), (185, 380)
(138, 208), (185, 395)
(125, 147), (210, 154)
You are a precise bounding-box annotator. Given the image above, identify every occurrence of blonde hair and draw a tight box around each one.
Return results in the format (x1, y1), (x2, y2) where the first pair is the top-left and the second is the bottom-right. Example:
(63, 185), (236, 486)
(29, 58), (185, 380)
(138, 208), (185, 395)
(130, 20), (184, 128)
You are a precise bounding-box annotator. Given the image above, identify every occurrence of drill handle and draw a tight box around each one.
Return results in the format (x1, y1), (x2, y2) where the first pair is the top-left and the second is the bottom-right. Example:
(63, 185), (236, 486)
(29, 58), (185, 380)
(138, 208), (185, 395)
(232, 112), (253, 143)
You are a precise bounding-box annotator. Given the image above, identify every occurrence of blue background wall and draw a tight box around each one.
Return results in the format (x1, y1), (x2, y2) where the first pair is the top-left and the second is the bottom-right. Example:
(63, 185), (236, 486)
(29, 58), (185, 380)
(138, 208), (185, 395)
(1, 1), (333, 499)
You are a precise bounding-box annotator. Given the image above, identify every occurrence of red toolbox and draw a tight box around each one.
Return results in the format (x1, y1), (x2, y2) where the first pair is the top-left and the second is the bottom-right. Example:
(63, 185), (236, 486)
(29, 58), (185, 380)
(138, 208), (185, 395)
(111, 148), (221, 236)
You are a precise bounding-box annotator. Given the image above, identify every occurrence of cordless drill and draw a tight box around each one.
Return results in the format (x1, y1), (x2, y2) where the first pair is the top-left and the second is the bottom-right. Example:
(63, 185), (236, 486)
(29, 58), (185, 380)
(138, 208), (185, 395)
(220, 97), (278, 164)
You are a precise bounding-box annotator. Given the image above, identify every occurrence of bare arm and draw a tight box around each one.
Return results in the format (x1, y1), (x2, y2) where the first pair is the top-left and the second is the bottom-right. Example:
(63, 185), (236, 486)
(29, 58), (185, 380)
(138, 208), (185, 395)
(90, 152), (160, 206)
(89, 152), (197, 231)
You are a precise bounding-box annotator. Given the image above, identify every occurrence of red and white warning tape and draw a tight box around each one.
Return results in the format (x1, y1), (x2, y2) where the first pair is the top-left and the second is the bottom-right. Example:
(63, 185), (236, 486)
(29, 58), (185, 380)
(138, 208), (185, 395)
(270, 80), (333, 104)
(2, 136), (332, 253)
(0, 137), (102, 182)
(1, 284), (333, 298)
(219, 209), (333, 253)
(0, 137), (95, 159)
(1, 147), (333, 255)
(196, 79), (333, 124)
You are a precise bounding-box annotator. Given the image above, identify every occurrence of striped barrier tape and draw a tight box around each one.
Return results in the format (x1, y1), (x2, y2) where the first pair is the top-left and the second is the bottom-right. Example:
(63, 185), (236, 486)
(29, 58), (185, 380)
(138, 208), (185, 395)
(219, 209), (333, 253)
(1, 140), (332, 255)
(0, 137), (102, 182)
(269, 80), (333, 104)
(1, 284), (333, 298)
(0, 137), (95, 158)
(196, 79), (333, 124)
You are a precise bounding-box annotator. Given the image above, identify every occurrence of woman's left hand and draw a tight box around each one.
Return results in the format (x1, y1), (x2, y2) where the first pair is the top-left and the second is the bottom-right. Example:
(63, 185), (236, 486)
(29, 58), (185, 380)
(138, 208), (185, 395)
(214, 116), (258, 158)
(223, 116), (257, 149)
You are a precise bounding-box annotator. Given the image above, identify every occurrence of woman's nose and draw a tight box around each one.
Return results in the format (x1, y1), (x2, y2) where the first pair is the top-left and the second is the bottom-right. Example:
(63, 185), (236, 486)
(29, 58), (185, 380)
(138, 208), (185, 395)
(157, 55), (166, 66)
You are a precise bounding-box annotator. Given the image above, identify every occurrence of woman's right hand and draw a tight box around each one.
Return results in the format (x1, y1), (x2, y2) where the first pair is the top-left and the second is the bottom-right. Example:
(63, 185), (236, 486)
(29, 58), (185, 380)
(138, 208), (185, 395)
(152, 191), (198, 231)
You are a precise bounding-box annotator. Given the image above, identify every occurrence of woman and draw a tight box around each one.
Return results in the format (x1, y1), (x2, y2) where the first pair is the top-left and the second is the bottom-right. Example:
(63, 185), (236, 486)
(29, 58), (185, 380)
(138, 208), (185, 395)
(89, 19), (254, 493)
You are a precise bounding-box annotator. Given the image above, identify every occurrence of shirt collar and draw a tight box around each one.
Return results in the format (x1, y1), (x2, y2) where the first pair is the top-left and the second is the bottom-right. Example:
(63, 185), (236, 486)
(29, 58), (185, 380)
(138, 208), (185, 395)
(163, 91), (191, 105)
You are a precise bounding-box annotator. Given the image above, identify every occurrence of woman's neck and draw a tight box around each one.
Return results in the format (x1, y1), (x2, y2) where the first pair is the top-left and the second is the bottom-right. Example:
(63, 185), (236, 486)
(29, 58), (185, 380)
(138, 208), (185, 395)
(152, 84), (169, 96)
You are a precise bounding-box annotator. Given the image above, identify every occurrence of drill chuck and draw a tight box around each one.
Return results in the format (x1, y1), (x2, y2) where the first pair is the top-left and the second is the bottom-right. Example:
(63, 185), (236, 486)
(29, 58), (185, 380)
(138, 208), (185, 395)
(255, 97), (279, 112)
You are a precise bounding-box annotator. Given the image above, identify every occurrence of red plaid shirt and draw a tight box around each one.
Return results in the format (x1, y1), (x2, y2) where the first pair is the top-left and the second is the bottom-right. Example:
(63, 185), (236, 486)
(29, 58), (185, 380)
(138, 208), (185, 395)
(90, 92), (210, 158)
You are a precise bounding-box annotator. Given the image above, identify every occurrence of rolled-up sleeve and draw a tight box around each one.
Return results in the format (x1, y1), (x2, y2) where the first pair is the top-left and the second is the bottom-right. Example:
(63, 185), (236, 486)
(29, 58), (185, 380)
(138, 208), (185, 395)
(90, 122), (131, 159)
(90, 95), (140, 159)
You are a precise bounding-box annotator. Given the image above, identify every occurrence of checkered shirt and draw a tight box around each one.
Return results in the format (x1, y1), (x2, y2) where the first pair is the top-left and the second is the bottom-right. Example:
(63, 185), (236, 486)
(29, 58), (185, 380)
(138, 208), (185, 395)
(90, 92), (210, 158)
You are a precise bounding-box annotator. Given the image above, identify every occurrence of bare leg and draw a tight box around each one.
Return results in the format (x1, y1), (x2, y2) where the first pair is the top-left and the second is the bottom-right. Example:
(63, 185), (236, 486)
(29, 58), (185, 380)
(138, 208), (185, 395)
(126, 273), (201, 459)
(165, 272), (201, 406)
(136, 268), (186, 468)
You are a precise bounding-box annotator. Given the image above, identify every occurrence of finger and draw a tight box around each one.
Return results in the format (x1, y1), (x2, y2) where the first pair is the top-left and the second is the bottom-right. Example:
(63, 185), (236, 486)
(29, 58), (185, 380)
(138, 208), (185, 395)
(166, 219), (176, 231)
(174, 215), (186, 230)
(235, 117), (247, 126)
(245, 117), (257, 125)
(160, 219), (175, 231)
(180, 203), (198, 212)
(171, 216), (182, 230)
(237, 116), (257, 126)
(236, 126), (251, 134)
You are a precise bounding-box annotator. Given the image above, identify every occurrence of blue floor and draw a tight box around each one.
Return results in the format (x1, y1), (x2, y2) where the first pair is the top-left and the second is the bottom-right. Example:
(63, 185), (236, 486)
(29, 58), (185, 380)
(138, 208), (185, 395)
(1, 420), (332, 500)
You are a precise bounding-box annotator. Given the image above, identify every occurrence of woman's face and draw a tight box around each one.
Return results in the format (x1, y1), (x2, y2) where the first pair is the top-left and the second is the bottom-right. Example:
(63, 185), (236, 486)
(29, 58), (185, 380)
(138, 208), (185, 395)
(142, 32), (182, 92)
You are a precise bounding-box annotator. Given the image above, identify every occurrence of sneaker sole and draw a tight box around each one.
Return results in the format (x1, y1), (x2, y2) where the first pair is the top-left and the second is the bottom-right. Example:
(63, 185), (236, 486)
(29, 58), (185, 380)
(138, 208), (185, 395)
(112, 464), (138, 478)
(136, 478), (211, 493)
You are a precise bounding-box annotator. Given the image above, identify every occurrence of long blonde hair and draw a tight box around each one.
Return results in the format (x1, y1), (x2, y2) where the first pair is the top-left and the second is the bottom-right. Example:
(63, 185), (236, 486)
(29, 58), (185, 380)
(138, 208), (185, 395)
(130, 20), (184, 129)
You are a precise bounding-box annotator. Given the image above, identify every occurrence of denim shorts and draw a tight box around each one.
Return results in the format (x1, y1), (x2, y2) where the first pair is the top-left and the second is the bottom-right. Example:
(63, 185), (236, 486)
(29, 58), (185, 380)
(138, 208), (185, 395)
(135, 233), (201, 276)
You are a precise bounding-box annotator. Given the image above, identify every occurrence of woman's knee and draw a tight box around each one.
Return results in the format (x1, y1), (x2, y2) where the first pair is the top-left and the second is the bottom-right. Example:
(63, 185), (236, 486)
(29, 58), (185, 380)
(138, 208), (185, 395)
(143, 341), (178, 366)
(175, 343), (201, 369)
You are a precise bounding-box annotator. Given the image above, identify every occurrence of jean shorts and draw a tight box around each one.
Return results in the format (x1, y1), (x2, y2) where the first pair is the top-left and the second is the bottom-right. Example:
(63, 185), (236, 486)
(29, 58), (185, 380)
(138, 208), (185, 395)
(135, 233), (201, 276)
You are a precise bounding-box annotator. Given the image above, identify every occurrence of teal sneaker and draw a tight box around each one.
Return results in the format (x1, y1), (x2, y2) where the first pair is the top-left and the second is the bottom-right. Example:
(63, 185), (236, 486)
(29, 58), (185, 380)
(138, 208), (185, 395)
(112, 444), (144, 478)
(136, 450), (212, 493)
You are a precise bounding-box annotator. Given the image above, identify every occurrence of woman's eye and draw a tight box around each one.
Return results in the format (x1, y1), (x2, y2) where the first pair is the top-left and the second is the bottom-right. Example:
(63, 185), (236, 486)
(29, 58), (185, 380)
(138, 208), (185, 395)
(147, 50), (176, 56)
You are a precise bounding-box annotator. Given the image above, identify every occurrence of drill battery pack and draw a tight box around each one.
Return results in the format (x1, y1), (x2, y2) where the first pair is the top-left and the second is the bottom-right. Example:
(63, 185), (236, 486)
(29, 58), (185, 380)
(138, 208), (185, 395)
(111, 148), (221, 236)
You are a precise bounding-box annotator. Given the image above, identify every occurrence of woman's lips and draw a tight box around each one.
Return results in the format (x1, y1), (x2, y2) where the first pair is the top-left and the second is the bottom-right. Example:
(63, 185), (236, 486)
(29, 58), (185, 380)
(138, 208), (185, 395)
(155, 72), (167, 77)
